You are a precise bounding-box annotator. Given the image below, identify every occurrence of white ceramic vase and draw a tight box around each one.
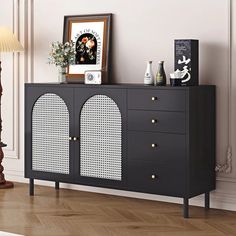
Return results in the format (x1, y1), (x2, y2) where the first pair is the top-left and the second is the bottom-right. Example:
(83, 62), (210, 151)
(144, 61), (154, 85)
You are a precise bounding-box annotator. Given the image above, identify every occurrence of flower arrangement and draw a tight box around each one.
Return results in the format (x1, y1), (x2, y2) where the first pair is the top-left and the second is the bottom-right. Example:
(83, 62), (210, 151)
(48, 41), (76, 68)
(76, 34), (97, 64)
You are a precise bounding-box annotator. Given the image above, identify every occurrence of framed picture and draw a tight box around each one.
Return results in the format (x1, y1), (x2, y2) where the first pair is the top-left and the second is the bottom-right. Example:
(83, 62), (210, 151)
(63, 14), (112, 83)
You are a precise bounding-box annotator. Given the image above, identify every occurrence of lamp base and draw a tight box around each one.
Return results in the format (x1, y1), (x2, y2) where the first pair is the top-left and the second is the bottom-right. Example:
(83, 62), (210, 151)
(0, 181), (14, 189)
(0, 63), (13, 189)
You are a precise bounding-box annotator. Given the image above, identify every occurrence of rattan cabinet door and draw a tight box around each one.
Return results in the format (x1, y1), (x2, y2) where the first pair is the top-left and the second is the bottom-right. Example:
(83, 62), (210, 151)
(32, 93), (70, 174)
(25, 87), (74, 182)
(74, 88), (127, 188)
(80, 94), (122, 180)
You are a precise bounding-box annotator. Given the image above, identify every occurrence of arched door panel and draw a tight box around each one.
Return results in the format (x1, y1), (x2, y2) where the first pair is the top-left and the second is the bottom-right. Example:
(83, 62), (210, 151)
(80, 95), (122, 181)
(32, 93), (70, 174)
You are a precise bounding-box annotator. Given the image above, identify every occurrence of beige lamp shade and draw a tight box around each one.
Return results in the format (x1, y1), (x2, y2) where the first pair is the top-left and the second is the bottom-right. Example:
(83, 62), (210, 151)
(0, 27), (23, 52)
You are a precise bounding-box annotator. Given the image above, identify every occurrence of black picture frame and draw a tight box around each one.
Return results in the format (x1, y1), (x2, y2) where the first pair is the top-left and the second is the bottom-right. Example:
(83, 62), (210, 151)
(63, 14), (112, 83)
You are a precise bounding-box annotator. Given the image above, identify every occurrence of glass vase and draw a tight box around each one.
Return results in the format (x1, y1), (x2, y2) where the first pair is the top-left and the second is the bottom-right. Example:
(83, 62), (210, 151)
(58, 67), (67, 83)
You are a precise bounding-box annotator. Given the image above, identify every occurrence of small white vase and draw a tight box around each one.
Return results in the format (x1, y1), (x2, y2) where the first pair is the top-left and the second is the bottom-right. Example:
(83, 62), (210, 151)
(144, 61), (154, 85)
(58, 67), (67, 83)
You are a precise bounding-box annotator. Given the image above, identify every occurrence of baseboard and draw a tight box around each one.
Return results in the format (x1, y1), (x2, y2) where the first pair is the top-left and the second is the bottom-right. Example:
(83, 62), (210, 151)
(5, 171), (236, 212)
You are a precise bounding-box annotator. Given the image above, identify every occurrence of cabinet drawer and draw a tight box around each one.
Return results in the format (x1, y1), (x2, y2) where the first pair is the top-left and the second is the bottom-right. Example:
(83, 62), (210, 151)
(128, 131), (186, 163)
(128, 162), (186, 197)
(128, 110), (186, 134)
(128, 89), (186, 111)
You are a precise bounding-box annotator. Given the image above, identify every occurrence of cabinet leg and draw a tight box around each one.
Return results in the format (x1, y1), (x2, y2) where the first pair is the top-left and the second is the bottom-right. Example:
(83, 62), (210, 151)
(205, 192), (210, 210)
(30, 178), (34, 196)
(55, 182), (59, 190)
(183, 198), (189, 218)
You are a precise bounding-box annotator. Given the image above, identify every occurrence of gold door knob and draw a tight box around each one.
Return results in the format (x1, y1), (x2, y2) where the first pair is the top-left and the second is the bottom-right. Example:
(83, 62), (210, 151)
(69, 137), (72, 141)
(151, 174), (156, 179)
(73, 137), (78, 141)
(151, 119), (158, 124)
(151, 96), (158, 101)
(151, 143), (158, 148)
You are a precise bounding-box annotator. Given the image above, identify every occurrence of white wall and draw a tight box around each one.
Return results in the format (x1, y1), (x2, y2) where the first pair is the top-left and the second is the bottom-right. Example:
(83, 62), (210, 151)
(1, 0), (236, 211)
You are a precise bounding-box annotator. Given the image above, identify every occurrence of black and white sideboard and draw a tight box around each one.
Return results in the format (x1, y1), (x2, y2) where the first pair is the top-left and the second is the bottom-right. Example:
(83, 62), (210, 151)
(25, 83), (216, 218)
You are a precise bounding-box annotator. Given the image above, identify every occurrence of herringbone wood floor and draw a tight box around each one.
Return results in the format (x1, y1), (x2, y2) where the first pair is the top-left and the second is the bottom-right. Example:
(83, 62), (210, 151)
(0, 183), (235, 236)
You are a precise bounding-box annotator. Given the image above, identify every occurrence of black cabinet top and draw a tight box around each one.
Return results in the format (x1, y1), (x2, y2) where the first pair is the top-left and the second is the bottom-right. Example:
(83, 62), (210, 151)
(25, 83), (215, 90)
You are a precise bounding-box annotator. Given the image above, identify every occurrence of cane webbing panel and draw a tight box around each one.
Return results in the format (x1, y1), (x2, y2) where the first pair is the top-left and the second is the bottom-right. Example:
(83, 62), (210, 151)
(32, 93), (70, 174)
(80, 95), (122, 181)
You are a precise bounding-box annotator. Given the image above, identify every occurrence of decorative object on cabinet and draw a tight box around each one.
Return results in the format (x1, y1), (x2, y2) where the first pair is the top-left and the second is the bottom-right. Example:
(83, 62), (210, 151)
(170, 69), (190, 86)
(175, 39), (199, 86)
(84, 70), (102, 84)
(170, 69), (189, 80)
(63, 14), (112, 83)
(0, 27), (23, 188)
(48, 41), (76, 83)
(144, 61), (154, 85)
(156, 61), (166, 86)
(58, 67), (67, 83)
(170, 78), (182, 86)
(25, 83), (215, 218)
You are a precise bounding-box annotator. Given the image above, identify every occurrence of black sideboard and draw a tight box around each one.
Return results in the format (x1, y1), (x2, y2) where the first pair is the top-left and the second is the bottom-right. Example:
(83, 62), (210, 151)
(25, 83), (216, 218)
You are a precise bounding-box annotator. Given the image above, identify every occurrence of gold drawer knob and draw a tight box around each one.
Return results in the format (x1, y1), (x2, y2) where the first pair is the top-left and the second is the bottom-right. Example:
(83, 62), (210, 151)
(151, 143), (158, 148)
(69, 137), (72, 140)
(151, 174), (156, 179)
(73, 137), (78, 141)
(151, 96), (158, 101)
(151, 119), (158, 124)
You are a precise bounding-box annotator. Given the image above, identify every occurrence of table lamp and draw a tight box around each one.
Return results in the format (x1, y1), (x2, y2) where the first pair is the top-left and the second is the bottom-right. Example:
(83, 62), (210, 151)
(0, 27), (23, 188)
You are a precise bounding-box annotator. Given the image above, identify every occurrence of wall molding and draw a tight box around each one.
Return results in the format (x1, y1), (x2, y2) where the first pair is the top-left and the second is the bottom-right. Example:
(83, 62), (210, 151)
(26, 0), (34, 84)
(215, 0), (233, 174)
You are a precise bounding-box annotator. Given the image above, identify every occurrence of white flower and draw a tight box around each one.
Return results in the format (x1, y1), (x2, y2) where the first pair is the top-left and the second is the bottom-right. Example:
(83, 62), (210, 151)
(48, 40), (75, 67)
